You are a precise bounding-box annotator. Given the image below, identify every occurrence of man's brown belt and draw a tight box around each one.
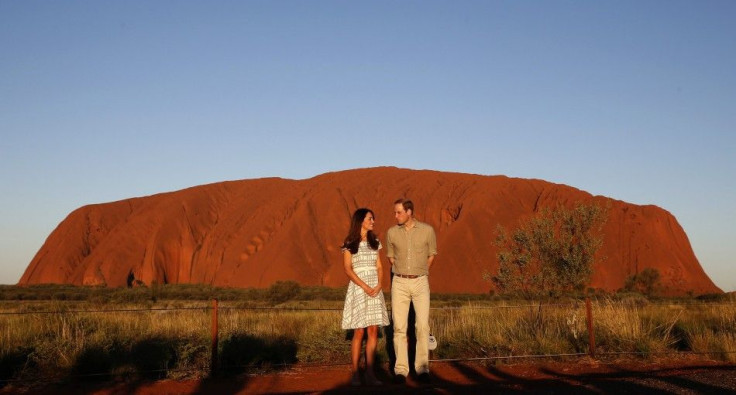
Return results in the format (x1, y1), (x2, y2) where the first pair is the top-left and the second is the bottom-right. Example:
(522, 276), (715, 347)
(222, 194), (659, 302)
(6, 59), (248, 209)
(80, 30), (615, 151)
(393, 273), (424, 279)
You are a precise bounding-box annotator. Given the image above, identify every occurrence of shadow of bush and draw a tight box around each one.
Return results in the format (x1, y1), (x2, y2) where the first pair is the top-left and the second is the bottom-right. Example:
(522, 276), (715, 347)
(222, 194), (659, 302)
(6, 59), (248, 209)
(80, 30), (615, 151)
(668, 322), (692, 351)
(129, 337), (178, 379)
(71, 336), (182, 381)
(0, 347), (32, 388)
(219, 334), (297, 374)
(71, 344), (117, 381)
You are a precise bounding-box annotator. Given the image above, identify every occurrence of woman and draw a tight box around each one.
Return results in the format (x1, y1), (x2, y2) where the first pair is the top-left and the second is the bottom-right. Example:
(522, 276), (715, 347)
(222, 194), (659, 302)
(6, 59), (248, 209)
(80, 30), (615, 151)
(341, 208), (390, 386)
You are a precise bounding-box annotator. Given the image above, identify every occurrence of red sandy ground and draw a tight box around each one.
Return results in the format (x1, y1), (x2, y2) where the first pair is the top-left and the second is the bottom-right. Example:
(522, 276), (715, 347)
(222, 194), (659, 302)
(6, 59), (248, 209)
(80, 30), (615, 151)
(7, 358), (736, 394)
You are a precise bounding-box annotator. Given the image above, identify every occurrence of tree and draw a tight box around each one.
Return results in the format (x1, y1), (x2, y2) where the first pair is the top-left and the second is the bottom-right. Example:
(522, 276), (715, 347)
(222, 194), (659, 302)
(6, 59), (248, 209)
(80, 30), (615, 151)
(489, 202), (608, 296)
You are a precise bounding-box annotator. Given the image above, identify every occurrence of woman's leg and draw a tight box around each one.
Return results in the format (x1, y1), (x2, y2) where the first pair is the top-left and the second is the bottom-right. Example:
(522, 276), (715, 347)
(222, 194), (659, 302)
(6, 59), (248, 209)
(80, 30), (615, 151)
(365, 325), (382, 384)
(365, 326), (378, 370)
(351, 328), (365, 373)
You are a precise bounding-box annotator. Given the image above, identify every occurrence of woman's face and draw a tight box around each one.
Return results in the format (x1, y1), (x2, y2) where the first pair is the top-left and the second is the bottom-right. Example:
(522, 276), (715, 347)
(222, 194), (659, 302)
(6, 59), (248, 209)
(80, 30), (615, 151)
(361, 211), (375, 233)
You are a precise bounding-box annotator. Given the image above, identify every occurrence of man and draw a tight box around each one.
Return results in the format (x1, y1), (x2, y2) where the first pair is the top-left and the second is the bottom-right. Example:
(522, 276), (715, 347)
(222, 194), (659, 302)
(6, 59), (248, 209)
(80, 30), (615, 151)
(386, 198), (437, 384)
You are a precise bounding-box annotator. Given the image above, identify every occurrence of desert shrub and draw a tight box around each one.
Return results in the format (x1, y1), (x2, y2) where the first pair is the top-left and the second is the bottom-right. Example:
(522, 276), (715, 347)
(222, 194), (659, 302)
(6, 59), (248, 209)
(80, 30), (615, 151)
(490, 202), (608, 296)
(267, 281), (301, 304)
(298, 285), (345, 301)
(623, 268), (662, 296)
(695, 293), (729, 302)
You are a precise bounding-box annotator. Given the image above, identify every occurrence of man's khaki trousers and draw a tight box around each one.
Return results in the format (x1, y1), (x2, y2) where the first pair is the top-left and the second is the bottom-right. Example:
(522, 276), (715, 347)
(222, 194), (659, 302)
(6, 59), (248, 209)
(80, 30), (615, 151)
(391, 276), (430, 376)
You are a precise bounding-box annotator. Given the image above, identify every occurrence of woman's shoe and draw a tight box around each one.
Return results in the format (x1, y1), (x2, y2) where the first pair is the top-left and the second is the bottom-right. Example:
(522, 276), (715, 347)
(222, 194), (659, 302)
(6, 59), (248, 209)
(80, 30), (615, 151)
(351, 372), (361, 386)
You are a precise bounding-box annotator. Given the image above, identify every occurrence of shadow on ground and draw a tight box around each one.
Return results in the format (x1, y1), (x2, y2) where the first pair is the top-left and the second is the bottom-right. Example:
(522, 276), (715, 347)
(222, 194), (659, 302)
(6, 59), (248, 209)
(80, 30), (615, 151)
(1, 333), (298, 395)
(321, 361), (736, 395)
(4, 357), (735, 394)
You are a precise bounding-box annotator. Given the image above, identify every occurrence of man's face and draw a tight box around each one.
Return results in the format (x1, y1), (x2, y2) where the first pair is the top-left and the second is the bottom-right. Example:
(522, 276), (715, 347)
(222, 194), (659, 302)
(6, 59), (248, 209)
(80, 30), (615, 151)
(394, 203), (410, 225)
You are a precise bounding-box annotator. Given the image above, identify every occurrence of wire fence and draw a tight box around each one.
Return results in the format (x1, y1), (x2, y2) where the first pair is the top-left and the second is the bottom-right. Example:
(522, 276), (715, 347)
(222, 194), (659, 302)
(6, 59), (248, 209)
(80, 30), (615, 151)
(5, 300), (733, 315)
(1, 298), (735, 385)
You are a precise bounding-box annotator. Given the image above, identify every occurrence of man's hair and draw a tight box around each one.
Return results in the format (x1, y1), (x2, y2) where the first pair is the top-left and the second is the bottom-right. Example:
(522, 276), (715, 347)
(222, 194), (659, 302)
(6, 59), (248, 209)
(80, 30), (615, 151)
(394, 198), (414, 215)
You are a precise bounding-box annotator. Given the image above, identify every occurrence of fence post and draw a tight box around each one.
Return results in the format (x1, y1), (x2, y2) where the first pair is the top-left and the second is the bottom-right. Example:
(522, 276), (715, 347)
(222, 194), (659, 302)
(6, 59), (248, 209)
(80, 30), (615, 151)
(585, 296), (595, 357)
(211, 298), (219, 376)
(537, 301), (543, 332)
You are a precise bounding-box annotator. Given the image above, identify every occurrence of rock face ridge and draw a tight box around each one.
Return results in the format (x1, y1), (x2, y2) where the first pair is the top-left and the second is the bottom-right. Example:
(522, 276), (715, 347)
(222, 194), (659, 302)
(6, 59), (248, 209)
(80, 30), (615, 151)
(19, 167), (721, 295)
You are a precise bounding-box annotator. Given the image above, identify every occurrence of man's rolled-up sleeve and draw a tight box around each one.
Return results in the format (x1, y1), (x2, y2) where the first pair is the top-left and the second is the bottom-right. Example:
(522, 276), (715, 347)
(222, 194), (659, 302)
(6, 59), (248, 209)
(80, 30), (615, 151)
(386, 228), (395, 259)
(428, 227), (438, 256)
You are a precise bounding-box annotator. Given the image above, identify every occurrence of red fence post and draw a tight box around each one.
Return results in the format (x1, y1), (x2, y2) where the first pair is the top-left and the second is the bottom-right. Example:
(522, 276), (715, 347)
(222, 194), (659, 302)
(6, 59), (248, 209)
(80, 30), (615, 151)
(585, 297), (595, 358)
(211, 298), (219, 376)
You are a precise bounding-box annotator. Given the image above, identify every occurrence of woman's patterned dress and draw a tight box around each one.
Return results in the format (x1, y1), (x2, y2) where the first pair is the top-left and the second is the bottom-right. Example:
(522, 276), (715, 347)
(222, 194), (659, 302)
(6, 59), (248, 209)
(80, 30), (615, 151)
(341, 241), (390, 329)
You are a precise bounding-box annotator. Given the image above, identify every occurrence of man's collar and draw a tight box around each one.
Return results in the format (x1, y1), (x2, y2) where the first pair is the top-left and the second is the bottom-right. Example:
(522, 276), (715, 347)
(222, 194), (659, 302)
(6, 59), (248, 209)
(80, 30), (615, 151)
(399, 219), (423, 229)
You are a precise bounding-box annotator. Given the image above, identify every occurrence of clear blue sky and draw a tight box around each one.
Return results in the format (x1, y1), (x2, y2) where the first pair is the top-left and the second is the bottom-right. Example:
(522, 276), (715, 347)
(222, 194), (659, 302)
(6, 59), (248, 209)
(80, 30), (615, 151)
(1, 1), (734, 291)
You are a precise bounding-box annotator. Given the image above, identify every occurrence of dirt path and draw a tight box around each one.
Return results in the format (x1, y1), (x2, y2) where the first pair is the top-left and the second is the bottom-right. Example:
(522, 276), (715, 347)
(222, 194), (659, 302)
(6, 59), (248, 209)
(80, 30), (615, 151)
(5, 358), (736, 394)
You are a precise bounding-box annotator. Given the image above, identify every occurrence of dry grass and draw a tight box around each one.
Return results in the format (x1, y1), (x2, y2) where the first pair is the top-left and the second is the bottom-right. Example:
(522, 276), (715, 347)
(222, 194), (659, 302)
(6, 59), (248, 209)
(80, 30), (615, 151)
(432, 302), (589, 359)
(1, 298), (734, 384)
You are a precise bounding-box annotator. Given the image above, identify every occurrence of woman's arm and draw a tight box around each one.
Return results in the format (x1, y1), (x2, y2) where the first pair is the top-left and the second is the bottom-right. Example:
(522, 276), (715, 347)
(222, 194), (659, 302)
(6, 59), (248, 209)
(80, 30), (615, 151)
(372, 255), (384, 295)
(343, 250), (374, 295)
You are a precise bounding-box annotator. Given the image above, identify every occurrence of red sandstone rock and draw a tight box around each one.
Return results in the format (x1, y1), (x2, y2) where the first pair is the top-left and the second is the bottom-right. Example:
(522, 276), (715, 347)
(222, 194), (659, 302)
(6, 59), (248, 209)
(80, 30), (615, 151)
(18, 167), (721, 295)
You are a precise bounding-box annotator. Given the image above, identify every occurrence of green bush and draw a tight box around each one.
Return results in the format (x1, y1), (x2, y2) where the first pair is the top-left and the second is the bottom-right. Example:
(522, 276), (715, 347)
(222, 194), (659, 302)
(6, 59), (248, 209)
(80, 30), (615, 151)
(491, 202), (608, 296)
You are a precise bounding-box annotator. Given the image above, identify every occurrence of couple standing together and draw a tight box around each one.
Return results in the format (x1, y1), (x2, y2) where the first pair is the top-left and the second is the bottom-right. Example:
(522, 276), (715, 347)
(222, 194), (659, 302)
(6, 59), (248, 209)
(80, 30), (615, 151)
(340, 198), (438, 386)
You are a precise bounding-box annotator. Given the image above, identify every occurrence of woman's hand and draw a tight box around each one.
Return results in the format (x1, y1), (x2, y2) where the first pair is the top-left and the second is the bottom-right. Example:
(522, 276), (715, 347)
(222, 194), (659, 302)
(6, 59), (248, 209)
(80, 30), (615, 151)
(363, 284), (381, 298)
(361, 284), (373, 296)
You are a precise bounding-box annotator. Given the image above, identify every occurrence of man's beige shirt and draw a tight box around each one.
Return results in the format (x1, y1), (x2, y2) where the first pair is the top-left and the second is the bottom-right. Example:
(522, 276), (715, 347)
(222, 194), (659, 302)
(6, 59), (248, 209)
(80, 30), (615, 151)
(386, 220), (437, 276)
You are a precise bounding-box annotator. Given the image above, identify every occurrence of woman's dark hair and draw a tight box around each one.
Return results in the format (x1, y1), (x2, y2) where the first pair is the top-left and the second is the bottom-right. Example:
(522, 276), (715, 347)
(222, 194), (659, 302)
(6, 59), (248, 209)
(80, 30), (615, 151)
(342, 208), (379, 254)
